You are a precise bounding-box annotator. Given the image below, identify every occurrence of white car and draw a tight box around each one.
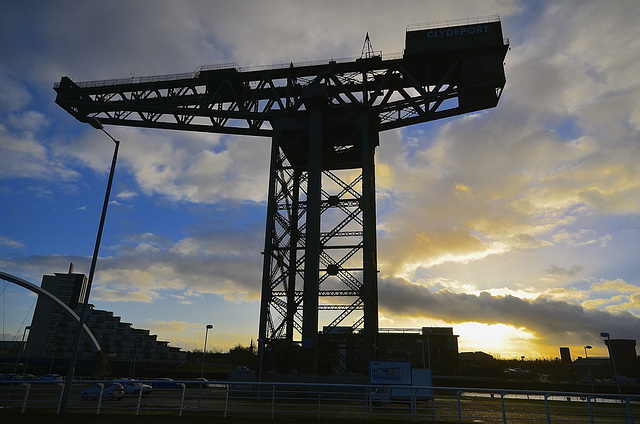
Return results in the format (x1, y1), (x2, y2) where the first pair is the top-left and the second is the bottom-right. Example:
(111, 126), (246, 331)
(81, 383), (124, 401)
(119, 380), (153, 396)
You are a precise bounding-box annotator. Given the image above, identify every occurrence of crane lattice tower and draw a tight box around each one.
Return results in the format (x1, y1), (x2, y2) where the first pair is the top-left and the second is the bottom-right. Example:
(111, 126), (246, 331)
(54, 16), (509, 376)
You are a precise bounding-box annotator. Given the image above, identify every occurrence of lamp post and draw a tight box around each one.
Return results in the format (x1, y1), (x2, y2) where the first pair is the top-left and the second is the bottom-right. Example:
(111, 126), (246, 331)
(49, 347), (56, 374)
(201, 324), (214, 379)
(129, 338), (138, 379)
(521, 355), (529, 398)
(600, 332), (622, 396)
(584, 345), (595, 395)
(22, 331), (33, 375)
(12, 326), (31, 378)
(197, 324), (213, 411)
(5, 326), (30, 406)
(58, 118), (120, 418)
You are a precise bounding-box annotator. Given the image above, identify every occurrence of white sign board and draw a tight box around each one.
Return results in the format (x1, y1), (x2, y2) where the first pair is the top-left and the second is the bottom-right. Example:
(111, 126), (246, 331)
(369, 361), (412, 385)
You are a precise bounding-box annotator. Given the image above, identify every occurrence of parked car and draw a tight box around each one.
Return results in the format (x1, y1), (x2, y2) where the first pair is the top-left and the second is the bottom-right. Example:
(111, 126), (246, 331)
(36, 374), (63, 381)
(151, 378), (183, 390)
(194, 377), (209, 388)
(118, 380), (152, 395)
(0, 374), (23, 381)
(81, 382), (124, 401)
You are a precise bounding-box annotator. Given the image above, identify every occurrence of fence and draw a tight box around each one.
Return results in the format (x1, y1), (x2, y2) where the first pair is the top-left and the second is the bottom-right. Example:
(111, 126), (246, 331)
(1, 379), (638, 423)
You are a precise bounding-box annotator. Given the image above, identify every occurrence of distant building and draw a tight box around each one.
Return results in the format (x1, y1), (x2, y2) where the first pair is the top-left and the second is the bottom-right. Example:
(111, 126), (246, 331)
(0, 340), (27, 356)
(571, 356), (612, 380)
(27, 270), (185, 367)
(459, 351), (497, 377)
(559, 347), (572, 363)
(378, 327), (460, 376)
(313, 326), (460, 377)
(28, 271), (87, 357)
(604, 338), (639, 379)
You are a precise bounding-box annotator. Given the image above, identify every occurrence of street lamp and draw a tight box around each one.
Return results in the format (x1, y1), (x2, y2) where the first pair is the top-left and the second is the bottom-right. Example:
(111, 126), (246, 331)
(600, 332), (622, 396)
(197, 324), (214, 411)
(12, 326), (31, 378)
(49, 347), (56, 374)
(584, 345), (595, 395)
(201, 324), (214, 379)
(521, 355), (529, 397)
(4, 326), (30, 406)
(58, 117), (120, 418)
(129, 338), (139, 379)
(22, 330), (33, 375)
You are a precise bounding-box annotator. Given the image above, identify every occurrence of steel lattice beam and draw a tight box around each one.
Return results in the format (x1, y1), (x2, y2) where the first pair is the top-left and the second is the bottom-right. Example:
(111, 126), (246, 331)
(55, 45), (507, 137)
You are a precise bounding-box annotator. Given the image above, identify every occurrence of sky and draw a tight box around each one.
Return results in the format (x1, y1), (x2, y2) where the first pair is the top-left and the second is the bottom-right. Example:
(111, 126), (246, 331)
(1, 0), (639, 360)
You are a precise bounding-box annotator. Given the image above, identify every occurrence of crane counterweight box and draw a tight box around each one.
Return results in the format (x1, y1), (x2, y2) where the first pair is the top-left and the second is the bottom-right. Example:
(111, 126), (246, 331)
(405, 18), (504, 55)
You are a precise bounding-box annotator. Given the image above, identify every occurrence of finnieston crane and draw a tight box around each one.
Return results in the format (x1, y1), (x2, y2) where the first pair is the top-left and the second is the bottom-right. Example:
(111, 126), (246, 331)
(54, 15), (509, 376)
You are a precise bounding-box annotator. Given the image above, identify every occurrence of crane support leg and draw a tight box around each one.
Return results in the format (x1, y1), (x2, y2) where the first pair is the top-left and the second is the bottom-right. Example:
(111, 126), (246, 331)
(301, 104), (323, 374)
(360, 116), (379, 366)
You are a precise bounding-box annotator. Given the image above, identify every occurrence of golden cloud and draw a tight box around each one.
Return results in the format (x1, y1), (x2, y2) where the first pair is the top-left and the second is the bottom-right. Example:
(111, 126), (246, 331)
(591, 279), (639, 293)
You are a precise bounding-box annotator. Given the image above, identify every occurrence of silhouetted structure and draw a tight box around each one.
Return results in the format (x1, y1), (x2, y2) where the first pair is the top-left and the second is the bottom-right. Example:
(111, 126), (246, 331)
(559, 347), (572, 363)
(604, 338), (639, 379)
(459, 351), (496, 377)
(28, 270), (185, 373)
(572, 356), (612, 381)
(28, 271), (87, 358)
(54, 15), (508, 376)
(378, 327), (460, 376)
(272, 326), (460, 377)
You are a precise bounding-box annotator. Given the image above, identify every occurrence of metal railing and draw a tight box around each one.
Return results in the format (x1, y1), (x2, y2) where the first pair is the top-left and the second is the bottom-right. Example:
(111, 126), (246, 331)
(53, 51), (410, 91)
(1, 379), (638, 422)
(407, 15), (502, 32)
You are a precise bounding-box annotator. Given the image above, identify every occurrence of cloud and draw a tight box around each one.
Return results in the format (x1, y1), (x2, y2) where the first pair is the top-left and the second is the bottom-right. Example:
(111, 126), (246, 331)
(591, 279), (639, 294)
(117, 190), (139, 200)
(0, 236), (24, 249)
(544, 264), (583, 279)
(379, 276), (640, 346)
(142, 320), (203, 348)
(0, 238), (260, 307)
(141, 318), (252, 351)
(57, 128), (271, 205)
(1, 1), (639, 355)
(88, 222), (265, 302)
(91, 287), (156, 303)
(0, 74), (32, 114)
(370, 1), (640, 285)
(581, 280), (640, 316)
(0, 217), (264, 305)
(0, 124), (80, 182)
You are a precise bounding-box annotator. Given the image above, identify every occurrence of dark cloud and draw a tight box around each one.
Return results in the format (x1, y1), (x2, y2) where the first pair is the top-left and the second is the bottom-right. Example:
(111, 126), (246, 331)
(545, 264), (583, 279)
(379, 276), (640, 345)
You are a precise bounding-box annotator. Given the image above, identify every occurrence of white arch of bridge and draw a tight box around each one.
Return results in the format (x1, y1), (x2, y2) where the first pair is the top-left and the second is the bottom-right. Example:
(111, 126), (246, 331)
(0, 270), (102, 353)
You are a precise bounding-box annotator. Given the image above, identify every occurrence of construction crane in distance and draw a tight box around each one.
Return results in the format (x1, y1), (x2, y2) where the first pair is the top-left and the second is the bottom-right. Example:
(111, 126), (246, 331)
(54, 15), (509, 376)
